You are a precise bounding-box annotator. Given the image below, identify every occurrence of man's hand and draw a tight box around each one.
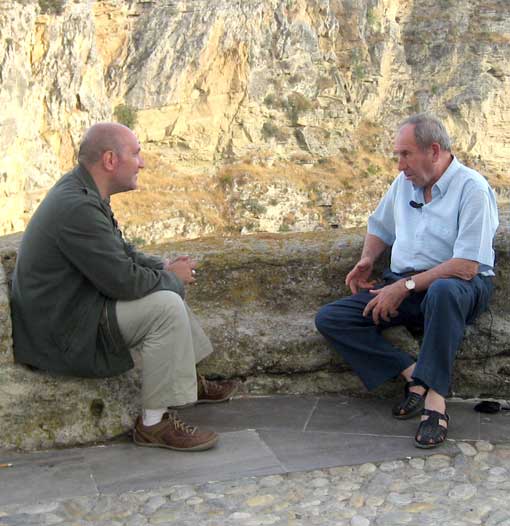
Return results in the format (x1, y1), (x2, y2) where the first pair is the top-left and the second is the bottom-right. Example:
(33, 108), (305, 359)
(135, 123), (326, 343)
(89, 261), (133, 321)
(345, 257), (377, 294)
(164, 255), (197, 285)
(363, 280), (408, 324)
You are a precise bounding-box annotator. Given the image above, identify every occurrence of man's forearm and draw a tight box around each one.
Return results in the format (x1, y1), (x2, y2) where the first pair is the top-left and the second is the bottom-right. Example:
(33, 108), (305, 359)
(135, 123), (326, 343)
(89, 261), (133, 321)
(123, 240), (165, 270)
(361, 233), (389, 264)
(411, 258), (480, 292)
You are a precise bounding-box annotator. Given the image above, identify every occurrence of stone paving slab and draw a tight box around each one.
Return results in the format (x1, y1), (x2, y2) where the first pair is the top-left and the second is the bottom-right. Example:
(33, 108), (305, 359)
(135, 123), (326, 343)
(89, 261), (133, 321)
(307, 396), (481, 441)
(1, 394), (510, 512)
(89, 430), (283, 495)
(257, 429), (460, 472)
(178, 394), (319, 432)
(0, 451), (98, 507)
(0, 430), (283, 506)
(479, 409), (510, 442)
(2, 442), (510, 526)
(181, 394), (486, 442)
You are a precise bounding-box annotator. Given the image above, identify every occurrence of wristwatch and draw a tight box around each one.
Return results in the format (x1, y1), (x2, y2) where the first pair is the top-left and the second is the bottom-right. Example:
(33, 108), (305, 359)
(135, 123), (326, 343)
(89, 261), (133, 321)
(404, 278), (416, 294)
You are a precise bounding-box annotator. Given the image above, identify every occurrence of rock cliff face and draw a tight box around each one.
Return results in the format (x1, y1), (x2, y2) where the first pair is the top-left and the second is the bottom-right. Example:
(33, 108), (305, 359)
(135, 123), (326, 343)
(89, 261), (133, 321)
(1, 0), (509, 239)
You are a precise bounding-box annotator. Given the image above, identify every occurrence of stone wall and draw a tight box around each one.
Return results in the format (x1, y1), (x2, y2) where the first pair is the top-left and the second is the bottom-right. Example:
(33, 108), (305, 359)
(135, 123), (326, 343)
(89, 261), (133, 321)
(0, 229), (509, 450)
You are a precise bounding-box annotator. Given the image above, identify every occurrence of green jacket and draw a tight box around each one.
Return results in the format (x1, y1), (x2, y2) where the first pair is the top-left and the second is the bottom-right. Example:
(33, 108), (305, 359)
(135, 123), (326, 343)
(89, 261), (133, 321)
(11, 164), (184, 377)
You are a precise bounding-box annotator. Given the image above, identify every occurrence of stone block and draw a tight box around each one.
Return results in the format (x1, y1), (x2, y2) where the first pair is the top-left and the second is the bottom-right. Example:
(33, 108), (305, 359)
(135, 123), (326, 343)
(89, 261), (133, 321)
(0, 264), (13, 365)
(0, 363), (142, 450)
(1, 230), (510, 450)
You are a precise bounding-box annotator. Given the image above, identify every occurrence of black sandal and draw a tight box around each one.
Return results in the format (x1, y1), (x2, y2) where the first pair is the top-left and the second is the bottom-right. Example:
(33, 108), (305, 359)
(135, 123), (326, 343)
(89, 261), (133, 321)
(392, 380), (427, 420)
(414, 409), (449, 449)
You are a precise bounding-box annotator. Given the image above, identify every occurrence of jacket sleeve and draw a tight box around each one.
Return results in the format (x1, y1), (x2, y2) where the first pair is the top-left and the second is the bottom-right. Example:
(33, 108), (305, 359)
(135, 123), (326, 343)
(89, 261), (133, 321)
(123, 241), (165, 270)
(107, 206), (165, 270)
(56, 199), (185, 300)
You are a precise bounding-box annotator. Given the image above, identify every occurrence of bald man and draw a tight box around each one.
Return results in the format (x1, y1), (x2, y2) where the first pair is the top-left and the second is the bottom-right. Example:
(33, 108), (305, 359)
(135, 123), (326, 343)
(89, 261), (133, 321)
(11, 123), (237, 452)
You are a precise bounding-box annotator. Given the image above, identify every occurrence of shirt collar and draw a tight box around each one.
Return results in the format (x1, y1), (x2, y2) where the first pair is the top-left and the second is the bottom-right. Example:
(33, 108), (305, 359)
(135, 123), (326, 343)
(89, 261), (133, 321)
(433, 155), (459, 196)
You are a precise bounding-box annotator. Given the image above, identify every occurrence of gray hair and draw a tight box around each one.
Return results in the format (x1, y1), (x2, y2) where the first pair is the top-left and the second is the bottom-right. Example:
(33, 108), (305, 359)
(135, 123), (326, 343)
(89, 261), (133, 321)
(400, 113), (452, 152)
(78, 122), (129, 166)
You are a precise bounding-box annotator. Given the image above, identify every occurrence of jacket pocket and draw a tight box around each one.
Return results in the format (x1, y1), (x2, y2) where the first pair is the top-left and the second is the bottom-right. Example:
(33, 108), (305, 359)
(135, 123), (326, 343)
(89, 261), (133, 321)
(52, 301), (92, 354)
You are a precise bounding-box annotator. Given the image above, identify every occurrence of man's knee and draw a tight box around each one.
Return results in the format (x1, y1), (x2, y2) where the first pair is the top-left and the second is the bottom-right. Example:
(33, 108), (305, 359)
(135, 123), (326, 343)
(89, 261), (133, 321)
(147, 290), (187, 322)
(315, 304), (332, 334)
(315, 299), (352, 335)
(424, 278), (460, 305)
(421, 279), (472, 322)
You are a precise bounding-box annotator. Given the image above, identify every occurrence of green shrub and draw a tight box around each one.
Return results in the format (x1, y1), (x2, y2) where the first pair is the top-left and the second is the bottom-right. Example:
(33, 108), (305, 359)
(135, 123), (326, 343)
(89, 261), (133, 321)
(288, 73), (303, 85)
(366, 7), (381, 31)
(366, 163), (380, 177)
(264, 94), (276, 107)
(113, 104), (138, 129)
(352, 64), (366, 80)
(317, 76), (335, 90)
(244, 199), (267, 216)
(285, 92), (313, 123)
(261, 121), (289, 142)
(39, 0), (65, 15)
(218, 173), (234, 190)
(262, 121), (279, 138)
(129, 237), (146, 247)
(366, 7), (376, 25)
(350, 48), (367, 80)
(263, 93), (283, 108)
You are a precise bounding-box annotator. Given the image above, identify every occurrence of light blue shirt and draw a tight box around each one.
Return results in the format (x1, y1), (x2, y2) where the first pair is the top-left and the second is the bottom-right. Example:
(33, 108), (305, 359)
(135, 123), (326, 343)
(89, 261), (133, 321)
(368, 157), (499, 276)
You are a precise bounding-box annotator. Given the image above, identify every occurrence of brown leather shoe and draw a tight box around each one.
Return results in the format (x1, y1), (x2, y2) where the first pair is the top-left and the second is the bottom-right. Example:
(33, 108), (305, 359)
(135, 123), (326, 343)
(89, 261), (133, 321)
(133, 412), (218, 451)
(197, 375), (239, 404)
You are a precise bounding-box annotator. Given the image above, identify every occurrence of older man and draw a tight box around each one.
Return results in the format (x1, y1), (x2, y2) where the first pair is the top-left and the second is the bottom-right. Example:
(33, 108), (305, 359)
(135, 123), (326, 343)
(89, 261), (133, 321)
(11, 122), (237, 451)
(316, 113), (498, 448)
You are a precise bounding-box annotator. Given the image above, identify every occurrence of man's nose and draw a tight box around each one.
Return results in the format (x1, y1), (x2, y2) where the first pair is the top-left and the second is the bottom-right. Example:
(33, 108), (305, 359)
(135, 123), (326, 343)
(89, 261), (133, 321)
(139, 155), (145, 169)
(398, 156), (406, 171)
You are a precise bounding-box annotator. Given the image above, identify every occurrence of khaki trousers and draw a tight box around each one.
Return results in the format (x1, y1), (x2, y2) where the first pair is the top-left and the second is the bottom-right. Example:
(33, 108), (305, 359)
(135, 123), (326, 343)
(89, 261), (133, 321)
(115, 290), (213, 409)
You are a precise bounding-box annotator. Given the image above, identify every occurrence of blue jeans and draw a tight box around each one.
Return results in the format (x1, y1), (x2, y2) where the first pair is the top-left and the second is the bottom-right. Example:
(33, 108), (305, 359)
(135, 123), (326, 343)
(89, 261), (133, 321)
(315, 271), (493, 396)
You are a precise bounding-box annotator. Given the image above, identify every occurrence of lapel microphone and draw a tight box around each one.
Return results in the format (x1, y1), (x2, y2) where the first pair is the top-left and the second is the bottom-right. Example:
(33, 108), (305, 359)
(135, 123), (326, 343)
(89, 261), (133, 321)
(409, 200), (424, 209)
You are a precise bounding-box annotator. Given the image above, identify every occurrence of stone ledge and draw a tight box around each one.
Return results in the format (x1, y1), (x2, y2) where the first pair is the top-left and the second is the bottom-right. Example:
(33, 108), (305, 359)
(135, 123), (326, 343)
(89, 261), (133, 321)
(0, 264), (12, 360)
(1, 230), (509, 450)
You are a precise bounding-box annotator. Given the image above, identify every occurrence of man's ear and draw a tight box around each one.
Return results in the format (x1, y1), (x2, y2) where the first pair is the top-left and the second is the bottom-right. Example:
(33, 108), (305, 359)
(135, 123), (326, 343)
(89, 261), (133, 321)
(430, 143), (441, 162)
(102, 150), (117, 172)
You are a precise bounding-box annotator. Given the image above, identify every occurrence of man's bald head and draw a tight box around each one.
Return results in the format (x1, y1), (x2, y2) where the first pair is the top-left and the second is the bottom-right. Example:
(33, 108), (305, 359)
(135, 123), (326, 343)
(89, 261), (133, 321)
(78, 122), (133, 168)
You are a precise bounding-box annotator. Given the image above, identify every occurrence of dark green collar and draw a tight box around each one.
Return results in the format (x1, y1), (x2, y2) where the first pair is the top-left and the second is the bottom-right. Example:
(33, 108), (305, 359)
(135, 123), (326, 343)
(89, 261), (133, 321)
(74, 163), (110, 204)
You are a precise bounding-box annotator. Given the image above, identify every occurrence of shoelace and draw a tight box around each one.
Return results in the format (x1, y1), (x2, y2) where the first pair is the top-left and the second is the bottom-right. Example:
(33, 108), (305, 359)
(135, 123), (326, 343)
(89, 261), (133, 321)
(199, 375), (226, 396)
(168, 412), (197, 435)
(204, 378), (223, 394)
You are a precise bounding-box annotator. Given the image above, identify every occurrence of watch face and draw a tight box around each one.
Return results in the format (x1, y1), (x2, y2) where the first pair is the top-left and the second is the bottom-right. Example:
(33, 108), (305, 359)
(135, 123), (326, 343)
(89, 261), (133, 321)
(405, 279), (416, 291)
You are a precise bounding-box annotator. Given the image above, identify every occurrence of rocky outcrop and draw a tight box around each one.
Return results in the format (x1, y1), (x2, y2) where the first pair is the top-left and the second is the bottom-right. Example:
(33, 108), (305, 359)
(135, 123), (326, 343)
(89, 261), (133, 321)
(0, 229), (509, 450)
(1, 0), (509, 240)
(0, 2), (110, 234)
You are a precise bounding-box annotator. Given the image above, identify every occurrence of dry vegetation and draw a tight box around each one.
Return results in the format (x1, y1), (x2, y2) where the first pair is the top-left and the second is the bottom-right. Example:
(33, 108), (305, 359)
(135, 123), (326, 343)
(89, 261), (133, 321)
(111, 151), (225, 229)
(112, 122), (397, 237)
(111, 120), (507, 241)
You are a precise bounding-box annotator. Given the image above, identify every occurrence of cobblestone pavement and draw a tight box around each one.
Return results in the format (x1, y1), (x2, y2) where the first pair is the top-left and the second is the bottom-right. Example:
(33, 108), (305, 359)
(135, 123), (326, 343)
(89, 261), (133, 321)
(1, 440), (510, 526)
(2, 396), (510, 525)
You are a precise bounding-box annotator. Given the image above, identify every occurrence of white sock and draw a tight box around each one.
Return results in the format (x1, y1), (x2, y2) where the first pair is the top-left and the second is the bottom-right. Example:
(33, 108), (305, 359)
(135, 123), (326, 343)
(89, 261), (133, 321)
(142, 408), (166, 426)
